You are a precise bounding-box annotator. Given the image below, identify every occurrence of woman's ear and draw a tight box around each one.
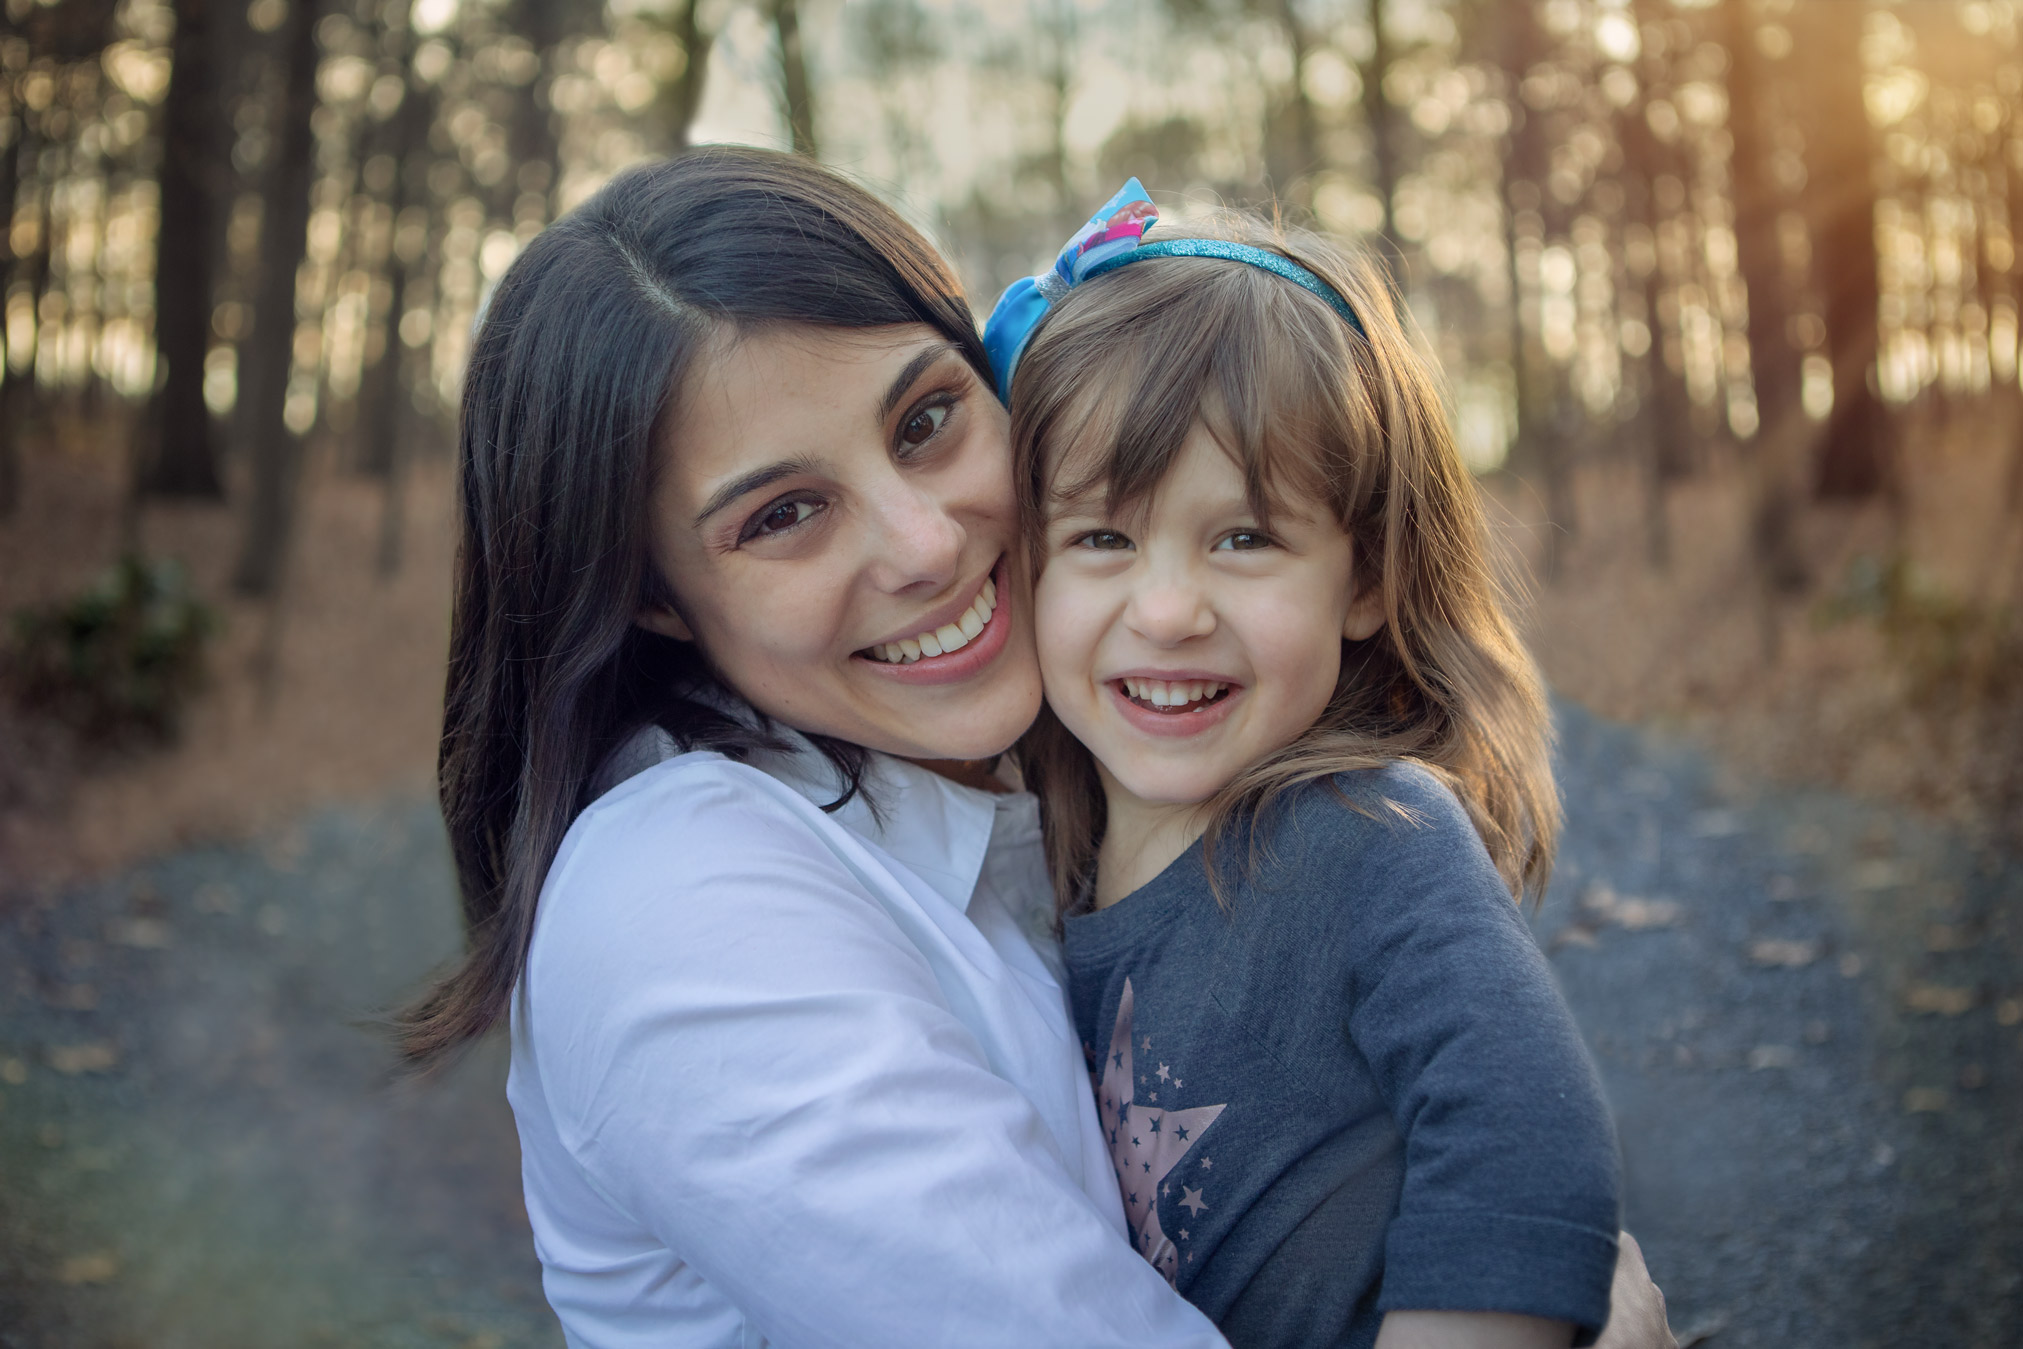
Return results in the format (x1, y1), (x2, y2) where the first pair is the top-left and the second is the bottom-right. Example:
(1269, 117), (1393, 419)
(634, 603), (695, 641)
(1343, 581), (1385, 642)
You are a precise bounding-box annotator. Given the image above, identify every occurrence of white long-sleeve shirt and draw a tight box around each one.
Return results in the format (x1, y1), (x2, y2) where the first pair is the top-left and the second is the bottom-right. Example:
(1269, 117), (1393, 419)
(507, 721), (1229, 1349)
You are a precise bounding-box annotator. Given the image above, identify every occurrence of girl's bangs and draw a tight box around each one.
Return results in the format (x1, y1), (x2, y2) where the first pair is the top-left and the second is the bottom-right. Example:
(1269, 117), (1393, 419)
(1032, 257), (1368, 529)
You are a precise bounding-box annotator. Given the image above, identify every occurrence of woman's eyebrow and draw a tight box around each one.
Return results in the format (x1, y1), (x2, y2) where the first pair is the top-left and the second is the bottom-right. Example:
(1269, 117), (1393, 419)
(691, 455), (822, 528)
(878, 343), (961, 422)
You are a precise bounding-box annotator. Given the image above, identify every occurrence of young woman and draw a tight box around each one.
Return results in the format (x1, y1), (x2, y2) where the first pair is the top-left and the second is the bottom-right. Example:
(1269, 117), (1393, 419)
(398, 147), (1674, 1349)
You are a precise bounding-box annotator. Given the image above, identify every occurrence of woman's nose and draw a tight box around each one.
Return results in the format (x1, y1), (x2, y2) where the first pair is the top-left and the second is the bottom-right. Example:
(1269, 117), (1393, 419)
(1124, 569), (1217, 646)
(865, 479), (964, 593)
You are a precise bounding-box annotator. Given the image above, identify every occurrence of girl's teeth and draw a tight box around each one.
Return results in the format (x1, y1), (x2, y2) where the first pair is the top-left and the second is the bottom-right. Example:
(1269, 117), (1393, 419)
(1121, 678), (1229, 706)
(866, 580), (997, 663)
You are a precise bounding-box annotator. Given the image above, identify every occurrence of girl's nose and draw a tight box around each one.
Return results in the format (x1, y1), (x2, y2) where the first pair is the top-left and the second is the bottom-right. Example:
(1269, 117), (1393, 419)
(1124, 572), (1217, 646)
(865, 478), (964, 594)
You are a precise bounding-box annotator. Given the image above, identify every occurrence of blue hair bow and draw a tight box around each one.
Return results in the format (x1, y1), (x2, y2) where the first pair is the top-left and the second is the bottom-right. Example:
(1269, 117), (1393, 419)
(981, 178), (1366, 401)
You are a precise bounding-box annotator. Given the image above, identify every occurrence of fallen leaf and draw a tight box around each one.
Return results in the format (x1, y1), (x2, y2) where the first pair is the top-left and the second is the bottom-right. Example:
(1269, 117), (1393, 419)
(1904, 1087), (1951, 1113)
(0, 1058), (25, 1085)
(105, 917), (171, 949)
(1614, 898), (1681, 930)
(1579, 883), (1680, 931)
(1747, 1044), (1798, 1070)
(193, 883), (239, 914)
(47, 1042), (118, 1075)
(1691, 809), (1742, 838)
(1749, 938), (1821, 968)
(1853, 860), (1907, 890)
(1904, 984), (1976, 1016)
(57, 1252), (119, 1285)
(1924, 924), (1970, 953)
(47, 984), (97, 1011)
(1550, 925), (1599, 951)
(1839, 953), (1864, 978)
(1996, 998), (2022, 1027)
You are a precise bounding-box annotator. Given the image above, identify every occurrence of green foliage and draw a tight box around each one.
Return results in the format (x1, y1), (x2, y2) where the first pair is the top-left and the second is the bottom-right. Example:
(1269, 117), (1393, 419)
(1817, 553), (2021, 705)
(6, 555), (217, 743)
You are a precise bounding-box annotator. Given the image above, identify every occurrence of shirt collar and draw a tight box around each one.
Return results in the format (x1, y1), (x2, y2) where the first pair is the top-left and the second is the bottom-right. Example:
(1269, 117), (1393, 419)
(595, 691), (1003, 917)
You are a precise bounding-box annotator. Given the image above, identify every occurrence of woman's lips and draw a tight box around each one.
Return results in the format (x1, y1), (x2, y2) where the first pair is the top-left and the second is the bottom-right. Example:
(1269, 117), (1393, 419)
(854, 558), (1013, 686)
(1106, 676), (1241, 737)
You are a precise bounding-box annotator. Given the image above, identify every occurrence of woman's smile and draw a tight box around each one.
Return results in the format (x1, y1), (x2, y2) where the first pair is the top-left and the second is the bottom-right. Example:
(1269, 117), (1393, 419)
(856, 555), (1015, 685)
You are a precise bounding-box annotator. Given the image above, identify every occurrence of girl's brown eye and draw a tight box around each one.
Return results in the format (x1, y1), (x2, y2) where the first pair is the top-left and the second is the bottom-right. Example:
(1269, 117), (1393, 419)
(900, 403), (949, 447)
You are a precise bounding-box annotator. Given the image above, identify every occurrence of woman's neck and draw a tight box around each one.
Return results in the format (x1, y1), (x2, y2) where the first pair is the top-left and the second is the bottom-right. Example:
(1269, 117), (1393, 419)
(905, 757), (1015, 795)
(1093, 776), (1212, 909)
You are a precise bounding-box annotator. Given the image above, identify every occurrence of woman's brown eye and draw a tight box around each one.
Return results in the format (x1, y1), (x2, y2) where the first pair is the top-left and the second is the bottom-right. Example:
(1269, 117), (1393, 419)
(754, 499), (818, 536)
(900, 403), (948, 447)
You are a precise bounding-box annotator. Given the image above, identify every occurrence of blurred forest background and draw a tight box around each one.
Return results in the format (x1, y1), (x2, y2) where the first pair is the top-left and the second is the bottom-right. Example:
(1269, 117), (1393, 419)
(2, 0), (2022, 877)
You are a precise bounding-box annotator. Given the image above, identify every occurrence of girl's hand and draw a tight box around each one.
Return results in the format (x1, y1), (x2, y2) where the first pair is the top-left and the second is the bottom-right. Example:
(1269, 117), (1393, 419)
(1594, 1231), (1679, 1349)
(1372, 1311), (1574, 1349)
(1368, 1232), (1675, 1349)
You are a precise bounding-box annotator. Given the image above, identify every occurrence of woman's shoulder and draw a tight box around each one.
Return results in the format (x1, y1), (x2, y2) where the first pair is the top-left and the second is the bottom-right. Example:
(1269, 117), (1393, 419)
(550, 748), (846, 903)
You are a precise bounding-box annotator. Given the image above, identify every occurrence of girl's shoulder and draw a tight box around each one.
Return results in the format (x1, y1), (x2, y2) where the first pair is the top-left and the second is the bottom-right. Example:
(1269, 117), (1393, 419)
(1265, 760), (1478, 859)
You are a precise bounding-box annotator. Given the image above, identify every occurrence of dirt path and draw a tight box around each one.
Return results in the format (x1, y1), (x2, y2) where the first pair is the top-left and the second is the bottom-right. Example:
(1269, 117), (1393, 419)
(1, 704), (2017, 1347)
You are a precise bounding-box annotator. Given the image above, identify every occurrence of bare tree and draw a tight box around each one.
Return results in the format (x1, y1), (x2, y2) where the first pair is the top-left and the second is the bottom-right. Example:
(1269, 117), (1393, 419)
(1797, 0), (1889, 500)
(1725, 0), (1807, 591)
(232, 0), (322, 597)
(1498, 0), (1577, 576)
(654, 0), (717, 149)
(772, 0), (817, 157)
(1619, 0), (1694, 568)
(141, 0), (228, 500)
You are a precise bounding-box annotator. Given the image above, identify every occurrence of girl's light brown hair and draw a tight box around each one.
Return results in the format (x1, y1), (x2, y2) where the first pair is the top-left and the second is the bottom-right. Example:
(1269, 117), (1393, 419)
(1010, 212), (1557, 919)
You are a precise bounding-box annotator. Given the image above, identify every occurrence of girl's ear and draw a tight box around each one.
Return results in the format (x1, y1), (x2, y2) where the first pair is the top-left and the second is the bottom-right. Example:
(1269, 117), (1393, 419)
(1343, 581), (1385, 642)
(634, 603), (695, 641)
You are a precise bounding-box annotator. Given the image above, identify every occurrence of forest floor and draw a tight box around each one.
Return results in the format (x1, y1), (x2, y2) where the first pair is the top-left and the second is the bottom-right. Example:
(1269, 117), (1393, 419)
(0, 417), (2018, 1344)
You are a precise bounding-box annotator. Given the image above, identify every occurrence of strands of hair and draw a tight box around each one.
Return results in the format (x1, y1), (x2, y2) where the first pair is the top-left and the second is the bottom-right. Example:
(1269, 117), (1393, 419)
(396, 147), (991, 1068)
(1010, 212), (1559, 921)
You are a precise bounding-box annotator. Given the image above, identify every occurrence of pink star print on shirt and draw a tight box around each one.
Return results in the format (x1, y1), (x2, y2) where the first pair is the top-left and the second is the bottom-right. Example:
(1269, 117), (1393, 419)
(1094, 978), (1225, 1285)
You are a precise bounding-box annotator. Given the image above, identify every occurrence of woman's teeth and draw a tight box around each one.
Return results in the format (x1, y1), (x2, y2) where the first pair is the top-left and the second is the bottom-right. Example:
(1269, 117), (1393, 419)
(866, 576), (997, 664)
(1120, 677), (1230, 709)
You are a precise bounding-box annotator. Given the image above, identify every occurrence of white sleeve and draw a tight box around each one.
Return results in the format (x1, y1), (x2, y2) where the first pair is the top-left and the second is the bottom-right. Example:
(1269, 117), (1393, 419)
(524, 764), (1227, 1349)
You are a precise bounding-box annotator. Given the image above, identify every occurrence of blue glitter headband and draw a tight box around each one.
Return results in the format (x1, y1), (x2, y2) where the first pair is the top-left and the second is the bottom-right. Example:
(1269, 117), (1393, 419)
(982, 178), (1366, 401)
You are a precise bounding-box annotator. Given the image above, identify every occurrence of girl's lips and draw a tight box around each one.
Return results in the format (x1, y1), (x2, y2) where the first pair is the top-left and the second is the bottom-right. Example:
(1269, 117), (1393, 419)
(1106, 678), (1241, 738)
(854, 558), (1013, 687)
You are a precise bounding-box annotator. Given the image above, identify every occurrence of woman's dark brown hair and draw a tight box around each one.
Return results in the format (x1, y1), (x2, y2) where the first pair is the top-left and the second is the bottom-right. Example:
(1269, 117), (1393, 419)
(1012, 213), (1557, 918)
(397, 147), (989, 1066)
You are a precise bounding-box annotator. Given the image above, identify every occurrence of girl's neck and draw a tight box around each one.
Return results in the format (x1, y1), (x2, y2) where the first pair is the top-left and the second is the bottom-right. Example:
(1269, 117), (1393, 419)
(1093, 775), (1213, 909)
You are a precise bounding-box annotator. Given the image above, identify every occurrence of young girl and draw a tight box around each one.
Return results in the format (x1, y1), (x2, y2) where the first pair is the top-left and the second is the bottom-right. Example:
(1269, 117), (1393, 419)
(987, 183), (1622, 1349)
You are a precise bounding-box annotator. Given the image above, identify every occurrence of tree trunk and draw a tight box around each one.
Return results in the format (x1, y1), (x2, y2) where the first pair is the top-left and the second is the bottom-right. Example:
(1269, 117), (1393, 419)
(142, 0), (226, 498)
(1618, 74), (1692, 569)
(353, 0), (427, 481)
(1499, 0), (1575, 576)
(1260, 0), (1318, 208)
(1725, 0), (1807, 591)
(0, 64), (22, 520)
(1361, 0), (1399, 241)
(231, 0), (321, 597)
(1797, 0), (1889, 500)
(772, 0), (817, 158)
(663, 0), (715, 149)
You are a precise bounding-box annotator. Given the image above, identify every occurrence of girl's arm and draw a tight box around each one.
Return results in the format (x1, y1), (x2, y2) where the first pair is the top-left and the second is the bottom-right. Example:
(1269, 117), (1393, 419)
(526, 760), (1227, 1349)
(1374, 1312), (1574, 1349)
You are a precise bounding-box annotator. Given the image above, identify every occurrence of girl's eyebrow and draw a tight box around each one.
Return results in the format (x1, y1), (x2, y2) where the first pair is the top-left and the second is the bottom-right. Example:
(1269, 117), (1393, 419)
(692, 455), (823, 528)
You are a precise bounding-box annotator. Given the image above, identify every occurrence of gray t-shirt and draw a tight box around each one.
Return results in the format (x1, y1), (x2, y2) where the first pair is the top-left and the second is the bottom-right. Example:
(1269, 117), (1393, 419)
(1064, 764), (1619, 1349)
